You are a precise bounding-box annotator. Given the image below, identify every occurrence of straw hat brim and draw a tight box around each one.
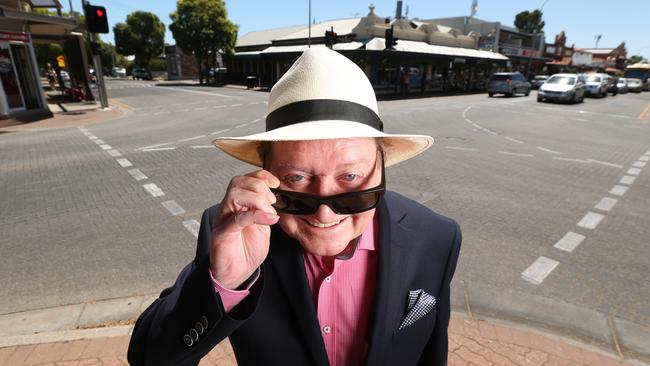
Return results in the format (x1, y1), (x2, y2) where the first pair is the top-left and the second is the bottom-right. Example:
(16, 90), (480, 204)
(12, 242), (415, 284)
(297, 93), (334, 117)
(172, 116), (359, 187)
(213, 120), (433, 167)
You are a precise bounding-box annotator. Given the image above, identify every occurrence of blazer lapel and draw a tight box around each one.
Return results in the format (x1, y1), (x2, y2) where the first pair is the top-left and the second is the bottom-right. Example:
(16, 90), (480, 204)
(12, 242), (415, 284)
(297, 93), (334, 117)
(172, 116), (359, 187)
(365, 194), (413, 365)
(267, 225), (329, 366)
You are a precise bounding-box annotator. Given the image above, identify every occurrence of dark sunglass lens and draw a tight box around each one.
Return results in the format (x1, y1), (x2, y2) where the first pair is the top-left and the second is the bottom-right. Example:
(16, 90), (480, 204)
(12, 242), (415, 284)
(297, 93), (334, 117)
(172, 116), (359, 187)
(332, 191), (381, 214)
(272, 191), (318, 214)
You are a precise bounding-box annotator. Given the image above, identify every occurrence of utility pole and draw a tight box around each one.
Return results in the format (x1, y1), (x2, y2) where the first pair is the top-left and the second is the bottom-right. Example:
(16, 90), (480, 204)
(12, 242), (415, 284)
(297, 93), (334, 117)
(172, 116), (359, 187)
(308, 0), (311, 48)
(83, 0), (108, 109)
(594, 34), (602, 49)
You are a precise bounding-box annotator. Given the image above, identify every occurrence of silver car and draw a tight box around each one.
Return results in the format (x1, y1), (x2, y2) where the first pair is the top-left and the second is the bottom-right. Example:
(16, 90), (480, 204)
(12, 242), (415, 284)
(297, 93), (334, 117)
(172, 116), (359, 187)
(537, 73), (586, 103)
(584, 73), (609, 97)
(487, 72), (531, 97)
(616, 78), (628, 94)
(627, 78), (644, 93)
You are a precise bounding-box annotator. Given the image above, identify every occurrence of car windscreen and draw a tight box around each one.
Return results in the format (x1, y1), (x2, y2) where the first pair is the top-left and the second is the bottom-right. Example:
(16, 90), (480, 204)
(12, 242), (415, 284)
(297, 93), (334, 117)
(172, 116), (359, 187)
(490, 74), (511, 81)
(586, 75), (601, 82)
(546, 76), (575, 85)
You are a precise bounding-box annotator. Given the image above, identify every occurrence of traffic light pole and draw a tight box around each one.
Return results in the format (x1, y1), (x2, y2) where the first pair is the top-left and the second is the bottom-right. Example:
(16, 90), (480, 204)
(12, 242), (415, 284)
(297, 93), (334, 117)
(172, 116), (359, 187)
(89, 31), (109, 109)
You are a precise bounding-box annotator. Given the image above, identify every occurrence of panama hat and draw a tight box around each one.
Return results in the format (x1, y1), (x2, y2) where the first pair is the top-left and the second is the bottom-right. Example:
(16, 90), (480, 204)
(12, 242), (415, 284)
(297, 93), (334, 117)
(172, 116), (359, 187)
(213, 47), (433, 167)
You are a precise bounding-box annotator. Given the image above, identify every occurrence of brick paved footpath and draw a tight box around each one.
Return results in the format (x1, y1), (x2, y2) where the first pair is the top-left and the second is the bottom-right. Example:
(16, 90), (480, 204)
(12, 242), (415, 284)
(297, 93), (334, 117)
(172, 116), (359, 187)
(0, 315), (632, 366)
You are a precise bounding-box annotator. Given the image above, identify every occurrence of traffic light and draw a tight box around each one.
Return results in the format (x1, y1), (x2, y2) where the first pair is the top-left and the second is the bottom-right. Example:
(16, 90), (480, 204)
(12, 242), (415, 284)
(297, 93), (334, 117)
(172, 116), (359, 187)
(385, 26), (398, 50)
(324, 28), (337, 49)
(84, 4), (109, 34)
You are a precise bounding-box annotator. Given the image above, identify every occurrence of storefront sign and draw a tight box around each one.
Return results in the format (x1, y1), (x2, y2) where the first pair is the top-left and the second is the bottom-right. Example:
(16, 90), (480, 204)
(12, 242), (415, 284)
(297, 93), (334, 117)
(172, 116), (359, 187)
(0, 31), (30, 43)
(57, 55), (66, 67)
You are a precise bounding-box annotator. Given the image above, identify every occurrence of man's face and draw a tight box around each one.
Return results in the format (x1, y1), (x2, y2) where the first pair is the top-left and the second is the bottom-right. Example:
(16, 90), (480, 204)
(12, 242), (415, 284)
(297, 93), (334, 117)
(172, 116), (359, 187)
(267, 138), (381, 257)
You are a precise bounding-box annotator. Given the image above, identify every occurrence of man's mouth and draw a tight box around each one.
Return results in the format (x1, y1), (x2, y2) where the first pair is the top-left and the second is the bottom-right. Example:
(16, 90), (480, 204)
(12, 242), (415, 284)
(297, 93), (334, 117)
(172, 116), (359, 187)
(306, 218), (344, 228)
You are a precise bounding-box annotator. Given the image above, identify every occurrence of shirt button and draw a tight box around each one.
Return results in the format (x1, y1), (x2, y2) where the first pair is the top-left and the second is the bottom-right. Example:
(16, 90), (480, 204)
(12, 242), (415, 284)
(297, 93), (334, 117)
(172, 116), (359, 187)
(325, 276), (331, 283)
(323, 326), (331, 334)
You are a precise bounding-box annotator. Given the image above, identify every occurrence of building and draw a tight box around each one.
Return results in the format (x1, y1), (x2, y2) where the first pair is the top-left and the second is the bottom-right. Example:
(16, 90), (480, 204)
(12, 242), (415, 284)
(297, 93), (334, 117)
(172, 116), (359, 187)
(165, 44), (199, 80)
(578, 42), (627, 72)
(1, 0), (88, 120)
(427, 16), (549, 78)
(227, 3), (509, 95)
(543, 31), (574, 73)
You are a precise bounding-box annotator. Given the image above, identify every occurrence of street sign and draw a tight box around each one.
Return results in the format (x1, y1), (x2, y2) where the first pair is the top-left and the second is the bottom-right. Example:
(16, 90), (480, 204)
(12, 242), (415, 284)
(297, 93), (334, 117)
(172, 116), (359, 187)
(56, 55), (65, 67)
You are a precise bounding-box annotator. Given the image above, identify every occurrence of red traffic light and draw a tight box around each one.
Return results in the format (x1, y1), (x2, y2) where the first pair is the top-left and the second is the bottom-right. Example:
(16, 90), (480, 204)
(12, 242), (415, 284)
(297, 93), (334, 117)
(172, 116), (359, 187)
(96, 9), (104, 17)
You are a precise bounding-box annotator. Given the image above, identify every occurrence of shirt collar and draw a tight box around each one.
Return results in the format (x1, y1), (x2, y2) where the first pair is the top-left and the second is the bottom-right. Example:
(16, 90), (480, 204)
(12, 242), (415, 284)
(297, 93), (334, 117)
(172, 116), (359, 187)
(358, 212), (378, 252)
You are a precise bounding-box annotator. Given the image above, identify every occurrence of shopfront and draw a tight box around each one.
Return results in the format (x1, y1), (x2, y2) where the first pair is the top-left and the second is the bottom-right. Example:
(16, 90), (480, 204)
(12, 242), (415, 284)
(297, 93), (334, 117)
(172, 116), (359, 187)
(0, 31), (47, 118)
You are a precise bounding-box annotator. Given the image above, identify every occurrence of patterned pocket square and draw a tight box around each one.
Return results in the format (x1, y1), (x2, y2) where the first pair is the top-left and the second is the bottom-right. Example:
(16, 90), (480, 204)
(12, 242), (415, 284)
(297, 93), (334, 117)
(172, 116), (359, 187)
(398, 289), (436, 331)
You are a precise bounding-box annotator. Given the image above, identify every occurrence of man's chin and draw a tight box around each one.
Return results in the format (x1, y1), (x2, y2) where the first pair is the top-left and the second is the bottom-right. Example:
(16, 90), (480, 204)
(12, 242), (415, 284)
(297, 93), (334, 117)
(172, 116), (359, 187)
(300, 240), (351, 257)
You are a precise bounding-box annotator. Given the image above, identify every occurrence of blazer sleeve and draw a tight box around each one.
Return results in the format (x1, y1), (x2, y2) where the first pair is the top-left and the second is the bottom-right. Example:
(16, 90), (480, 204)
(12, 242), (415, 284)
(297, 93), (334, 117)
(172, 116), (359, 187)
(418, 220), (462, 366)
(127, 207), (265, 366)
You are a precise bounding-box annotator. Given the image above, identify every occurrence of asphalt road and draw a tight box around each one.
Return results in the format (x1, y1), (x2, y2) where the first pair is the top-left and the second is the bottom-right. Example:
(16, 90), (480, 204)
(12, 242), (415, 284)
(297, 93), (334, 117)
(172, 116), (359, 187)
(1, 79), (649, 352)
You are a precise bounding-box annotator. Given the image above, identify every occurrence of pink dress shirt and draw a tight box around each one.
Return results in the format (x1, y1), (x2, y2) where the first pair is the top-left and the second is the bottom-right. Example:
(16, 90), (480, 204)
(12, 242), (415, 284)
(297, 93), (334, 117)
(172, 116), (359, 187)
(210, 215), (379, 366)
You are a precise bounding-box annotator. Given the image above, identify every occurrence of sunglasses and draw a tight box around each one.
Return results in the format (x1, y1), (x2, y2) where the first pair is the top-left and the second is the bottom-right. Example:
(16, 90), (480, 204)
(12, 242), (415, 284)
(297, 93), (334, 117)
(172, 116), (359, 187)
(270, 153), (385, 215)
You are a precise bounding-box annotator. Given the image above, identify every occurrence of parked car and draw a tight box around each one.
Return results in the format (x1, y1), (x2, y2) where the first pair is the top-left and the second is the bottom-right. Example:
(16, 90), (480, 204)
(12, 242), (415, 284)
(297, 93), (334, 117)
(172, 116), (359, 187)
(537, 73), (585, 103)
(606, 76), (619, 95)
(616, 78), (628, 94)
(131, 68), (152, 80)
(627, 78), (644, 93)
(111, 67), (126, 78)
(487, 72), (531, 97)
(584, 73), (609, 97)
(531, 75), (548, 89)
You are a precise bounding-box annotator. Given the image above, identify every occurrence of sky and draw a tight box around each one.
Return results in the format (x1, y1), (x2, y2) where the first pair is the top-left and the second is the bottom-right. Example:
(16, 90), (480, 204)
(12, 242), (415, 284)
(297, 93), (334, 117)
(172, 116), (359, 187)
(62, 0), (650, 61)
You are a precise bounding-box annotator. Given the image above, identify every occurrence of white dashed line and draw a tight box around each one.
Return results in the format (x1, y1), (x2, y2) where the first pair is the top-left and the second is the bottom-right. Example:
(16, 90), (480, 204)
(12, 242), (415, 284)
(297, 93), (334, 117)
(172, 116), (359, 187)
(553, 232), (586, 252)
(522, 256), (559, 285)
(498, 151), (534, 157)
(88, 135), (98, 140)
(251, 118), (262, 123)
(177, 109), (189, 113)
(138, 142), (172, 150)
(194, 107), (208, 111)
(211, 129), (230, 135)
(248, 102), (259, 105)
(189, 101), (201, 105)
(155, 86), (232, 98)
(231, 104), (243, 107)
(107, 149), (122, 157)
(190, 145), (214, 149)
(619, 175), (636, 185)
(536, 146), (563, 155)
(182, 219), (200, 238)
(116, 158), (133, 168)
(609, 185), (628, 197)
(445, 146), (479, 151)
(571, 118), (588, 122)
(632, 161), (647, 168)
(100, 144), (112, 150)
(143, 183), (165, 197)
(235, 123), (248, 128)
(594, 197), (618, 212)
(94, 139), (105, 144)
(577, 212), (605, 230)
(552, 157), (590, 164)
(128, 168), (148, 181)
(639, 156), (650, 162)
(627, 168), (641, 176)
(162, 200), (186, 216)
(586, 159), (623, 169)
(179, 135), (206, 142)
(213, 105), (226, 109)
(154, 111), (166, 116)
(142, 147), (176, 152)
(504, 136), (524, 144)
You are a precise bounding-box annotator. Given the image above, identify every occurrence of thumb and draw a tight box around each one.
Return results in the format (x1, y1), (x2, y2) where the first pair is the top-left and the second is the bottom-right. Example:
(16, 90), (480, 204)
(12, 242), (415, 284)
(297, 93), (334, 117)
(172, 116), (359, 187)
(233, 209), (279, 228)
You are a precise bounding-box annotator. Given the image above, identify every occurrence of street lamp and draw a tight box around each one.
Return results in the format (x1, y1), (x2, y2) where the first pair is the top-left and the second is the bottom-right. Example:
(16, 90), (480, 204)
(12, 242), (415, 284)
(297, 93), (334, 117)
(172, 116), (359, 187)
(540, 0), (550, 11)
(308, 0), (311, 48)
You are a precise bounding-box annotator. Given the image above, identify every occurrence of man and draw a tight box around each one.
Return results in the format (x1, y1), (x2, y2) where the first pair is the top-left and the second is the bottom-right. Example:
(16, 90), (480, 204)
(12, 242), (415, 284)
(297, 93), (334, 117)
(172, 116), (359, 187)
(128, 48), (461, 366)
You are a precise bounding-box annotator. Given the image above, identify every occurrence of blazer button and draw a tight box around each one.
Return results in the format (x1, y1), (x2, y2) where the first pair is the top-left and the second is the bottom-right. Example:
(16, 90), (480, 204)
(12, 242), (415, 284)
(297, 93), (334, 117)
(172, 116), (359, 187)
(195, 321), (204, 335)
(200, 315), (209, 329)
(183, 334), (193, 347)
(190, 328), (199, 341)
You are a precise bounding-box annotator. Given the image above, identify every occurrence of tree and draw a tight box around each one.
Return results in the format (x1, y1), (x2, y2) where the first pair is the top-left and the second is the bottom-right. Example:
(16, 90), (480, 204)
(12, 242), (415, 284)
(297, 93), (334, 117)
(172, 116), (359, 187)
(626, 55), (648, 66)
(169, 0), (238, 84)
(514, 9), (545, 34)
(113, 11), (165, 70)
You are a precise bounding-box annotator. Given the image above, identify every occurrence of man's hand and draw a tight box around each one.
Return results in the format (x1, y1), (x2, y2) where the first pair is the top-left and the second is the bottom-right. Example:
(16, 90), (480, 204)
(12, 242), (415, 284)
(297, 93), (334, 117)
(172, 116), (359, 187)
(210, 170), (280, 290)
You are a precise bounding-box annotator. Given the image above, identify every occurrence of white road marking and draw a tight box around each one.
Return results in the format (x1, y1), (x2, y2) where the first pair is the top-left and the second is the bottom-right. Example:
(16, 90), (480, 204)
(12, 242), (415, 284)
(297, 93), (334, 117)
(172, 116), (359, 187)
(251, 118), (262, 123)
(595, 197), (618, 212)
(84, 132), (93, 136)
(499, 151), (534, 157)
(143, 183), (165, 197)
(137, 142), (172, 150)
(179, 135), (206, 142)
(645, 150), (650, 155)
(116, 158), (133, 168)
(586, 159), (623, 168)
(177, 109), (189, 113)
(609, 185), (628, 197)
(445, 146), (480, 151)
(153, 111), (166, 116)
(182, 219), (200, 238)
(571, 118), (588, 122)
(231, 104), (243, 107)
(190, 145), (214, 149)
(194, 107), (208, 111)
(189, 101), (201, 105)
(485, 129), (498, 136)
(162, 200), (186, 216)
(536, 146), (563, 155)
(504, 136), (524, 144)
(577, 212), (605, 230)
(235, 123), (248, 128)
(552, 157), (590, 164)
(249, 102), (259, 105)
(78, 128), (88, 132)
(156, 86), (232, 98)
(212, 105), (226, 109)
(632, 161), (647, 168)
(553, 232), (586, 252)
(107, 149), (122, 157)
(142, 147), (176, 152)
(619, 175), (636, 185)
(522, 256), (559, 285)
(128, 168), (148, 181)
(639, 156), (650, 162)
(210, 129), (230, 135)
(627, 168), (641, 176)
(99, 144), (112, 150)
(94, 139), (105, 144)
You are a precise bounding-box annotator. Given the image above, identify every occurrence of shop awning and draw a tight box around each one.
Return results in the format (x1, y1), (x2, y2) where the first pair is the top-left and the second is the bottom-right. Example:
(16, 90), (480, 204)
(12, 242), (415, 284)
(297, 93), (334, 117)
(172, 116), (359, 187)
(260, 42), (364, 54)
(546, 57), (572, 66)
(364, 38), (509, 61)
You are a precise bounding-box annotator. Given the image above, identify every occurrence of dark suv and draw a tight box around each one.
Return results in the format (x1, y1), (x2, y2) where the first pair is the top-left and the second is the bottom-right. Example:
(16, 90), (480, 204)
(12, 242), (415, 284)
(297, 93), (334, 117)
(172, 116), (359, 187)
(487, 72), (531, 97)
(132, 68), (152, 80)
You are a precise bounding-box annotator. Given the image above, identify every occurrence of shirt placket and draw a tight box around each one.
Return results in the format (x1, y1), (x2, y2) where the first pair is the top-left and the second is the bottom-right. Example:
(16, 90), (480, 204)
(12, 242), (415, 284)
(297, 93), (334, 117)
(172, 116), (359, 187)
(316, 258), (338, 365)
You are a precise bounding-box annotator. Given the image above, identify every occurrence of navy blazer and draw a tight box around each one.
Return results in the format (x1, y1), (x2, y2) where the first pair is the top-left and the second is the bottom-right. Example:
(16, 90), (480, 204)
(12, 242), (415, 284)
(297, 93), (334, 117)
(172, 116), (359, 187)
(128, 191), (461, 366)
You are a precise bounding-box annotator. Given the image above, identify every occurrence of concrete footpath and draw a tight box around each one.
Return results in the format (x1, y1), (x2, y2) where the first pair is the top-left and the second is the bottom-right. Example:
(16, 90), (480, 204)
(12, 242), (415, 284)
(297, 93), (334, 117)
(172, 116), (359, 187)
(0, 312), (642, 366)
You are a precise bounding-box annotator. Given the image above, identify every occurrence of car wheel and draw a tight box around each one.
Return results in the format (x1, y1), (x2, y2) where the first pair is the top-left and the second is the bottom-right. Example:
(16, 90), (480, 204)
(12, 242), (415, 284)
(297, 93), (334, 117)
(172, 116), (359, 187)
(525, 89), (530, 96)
(537, 96), (543, 102)
(506, 92), (513, 97)
(488, 93), (494, 97)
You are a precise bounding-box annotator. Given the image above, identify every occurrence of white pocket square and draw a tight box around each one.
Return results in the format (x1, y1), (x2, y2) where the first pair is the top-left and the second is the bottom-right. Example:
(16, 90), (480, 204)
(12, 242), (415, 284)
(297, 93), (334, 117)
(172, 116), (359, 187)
(398, 289), (436, 331)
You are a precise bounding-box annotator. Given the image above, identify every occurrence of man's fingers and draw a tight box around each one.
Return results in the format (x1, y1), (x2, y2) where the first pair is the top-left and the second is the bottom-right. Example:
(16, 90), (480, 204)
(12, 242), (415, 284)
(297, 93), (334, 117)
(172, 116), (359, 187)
(227, 188), (277, 215)
(245, 169), (280, 189)
(231, 175), (277, 204)
(234, 209), (279, 227)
